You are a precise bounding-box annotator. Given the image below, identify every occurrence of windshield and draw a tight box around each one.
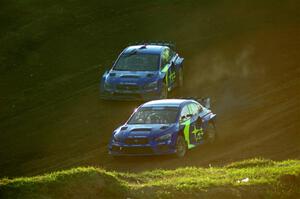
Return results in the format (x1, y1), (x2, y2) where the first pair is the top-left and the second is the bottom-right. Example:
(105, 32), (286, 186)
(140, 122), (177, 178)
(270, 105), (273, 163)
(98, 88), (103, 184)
(128, 107), (179, 124)
(113, 53), (160, 71)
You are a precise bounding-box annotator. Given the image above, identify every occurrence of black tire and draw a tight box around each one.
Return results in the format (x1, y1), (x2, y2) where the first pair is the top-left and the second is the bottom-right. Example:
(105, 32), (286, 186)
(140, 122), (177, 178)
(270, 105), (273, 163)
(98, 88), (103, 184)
(205, 122), (217, 144)
(175, 135), (187, 158)
(160, 82), (168, 99)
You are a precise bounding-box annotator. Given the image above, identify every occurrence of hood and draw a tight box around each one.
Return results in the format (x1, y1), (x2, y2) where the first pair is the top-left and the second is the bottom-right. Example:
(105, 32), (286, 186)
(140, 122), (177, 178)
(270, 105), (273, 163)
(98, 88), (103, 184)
(114, 123), (177, 139)
(105, 70), (159, 85)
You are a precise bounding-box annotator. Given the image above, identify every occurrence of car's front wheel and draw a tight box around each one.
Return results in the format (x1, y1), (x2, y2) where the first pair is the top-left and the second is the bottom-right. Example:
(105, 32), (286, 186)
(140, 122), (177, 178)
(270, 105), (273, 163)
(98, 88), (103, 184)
(175, 135), (187, 158)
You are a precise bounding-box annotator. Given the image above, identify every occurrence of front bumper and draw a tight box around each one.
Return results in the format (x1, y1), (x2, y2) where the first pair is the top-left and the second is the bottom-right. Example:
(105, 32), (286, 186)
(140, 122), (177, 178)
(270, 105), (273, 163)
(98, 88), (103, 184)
(108, 143), (176, 156)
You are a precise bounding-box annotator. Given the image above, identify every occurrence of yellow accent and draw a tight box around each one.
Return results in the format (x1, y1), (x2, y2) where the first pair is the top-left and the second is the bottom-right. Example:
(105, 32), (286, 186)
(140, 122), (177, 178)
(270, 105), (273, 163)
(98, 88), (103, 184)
(165, 68), (168, 87)
(161, 64), (169, 87)
(183, 120), (196, 149)
(182, 120), (203, 149)
(161, 64), (168, 73)
(183, 120), (190, 146)
(169, 71), (176, 82)
(191, 127), (203, 142)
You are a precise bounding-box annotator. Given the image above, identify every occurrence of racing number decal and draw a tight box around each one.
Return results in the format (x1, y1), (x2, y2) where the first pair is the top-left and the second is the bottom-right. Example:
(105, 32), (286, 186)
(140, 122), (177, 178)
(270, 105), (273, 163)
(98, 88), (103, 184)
(161, 64), (176, 88)
(165, 67), (176, 88)
(191, 123), (203, 143)
(183, 119), (203, 149)
(169, 71), (176, 83)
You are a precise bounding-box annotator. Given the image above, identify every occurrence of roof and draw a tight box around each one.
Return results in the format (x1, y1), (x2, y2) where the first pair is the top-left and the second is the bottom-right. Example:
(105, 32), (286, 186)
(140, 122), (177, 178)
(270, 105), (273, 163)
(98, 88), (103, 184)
(123, 45), (166, 55)
(141, 99), (193, 108)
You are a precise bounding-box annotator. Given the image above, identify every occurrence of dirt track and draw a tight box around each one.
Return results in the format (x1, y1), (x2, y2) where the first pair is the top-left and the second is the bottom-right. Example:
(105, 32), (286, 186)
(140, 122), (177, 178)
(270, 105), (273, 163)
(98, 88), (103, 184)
(0, 1), (299, 177)
(100, 26), (300, 172)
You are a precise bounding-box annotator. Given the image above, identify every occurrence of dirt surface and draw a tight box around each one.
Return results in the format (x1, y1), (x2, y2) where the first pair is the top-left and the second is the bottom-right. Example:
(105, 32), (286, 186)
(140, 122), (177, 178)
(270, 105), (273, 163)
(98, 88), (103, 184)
(0, 0), (299, 177)
(102, 27), (300, 173)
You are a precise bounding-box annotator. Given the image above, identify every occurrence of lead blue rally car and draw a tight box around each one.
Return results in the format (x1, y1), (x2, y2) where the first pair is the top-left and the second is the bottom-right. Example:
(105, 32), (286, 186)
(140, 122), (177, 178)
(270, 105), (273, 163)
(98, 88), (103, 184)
(100, 43), (184, 100)
(108, 98), (217, 157)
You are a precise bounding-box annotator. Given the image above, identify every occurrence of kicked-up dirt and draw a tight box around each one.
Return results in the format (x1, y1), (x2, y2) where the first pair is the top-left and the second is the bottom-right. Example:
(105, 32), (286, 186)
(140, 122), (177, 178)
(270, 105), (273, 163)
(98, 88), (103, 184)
(0, 0), (299, 177)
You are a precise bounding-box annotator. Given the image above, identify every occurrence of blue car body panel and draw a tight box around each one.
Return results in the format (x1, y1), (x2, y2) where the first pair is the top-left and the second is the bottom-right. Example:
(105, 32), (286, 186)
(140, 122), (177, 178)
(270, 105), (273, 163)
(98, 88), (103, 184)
(108, 99), (216, 156)
(100, 44), (184, 100)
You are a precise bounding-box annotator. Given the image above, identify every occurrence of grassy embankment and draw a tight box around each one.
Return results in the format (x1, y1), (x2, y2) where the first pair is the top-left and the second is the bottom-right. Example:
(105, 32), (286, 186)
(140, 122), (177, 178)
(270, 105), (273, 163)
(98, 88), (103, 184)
(1, 159), (300, 199)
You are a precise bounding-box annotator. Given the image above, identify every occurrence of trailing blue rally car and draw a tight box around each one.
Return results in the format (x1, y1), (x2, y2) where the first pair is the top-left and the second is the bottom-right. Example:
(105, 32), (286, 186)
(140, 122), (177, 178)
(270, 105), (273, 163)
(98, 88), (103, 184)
(108, 98), (216, 157)
(100, 43), (184, 100)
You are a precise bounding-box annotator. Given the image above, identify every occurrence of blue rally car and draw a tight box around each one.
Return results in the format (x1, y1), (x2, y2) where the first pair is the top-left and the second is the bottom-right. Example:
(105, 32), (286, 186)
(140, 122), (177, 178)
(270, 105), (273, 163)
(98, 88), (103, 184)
(108, 98), (216, 157)
(100, 43), (184, 100)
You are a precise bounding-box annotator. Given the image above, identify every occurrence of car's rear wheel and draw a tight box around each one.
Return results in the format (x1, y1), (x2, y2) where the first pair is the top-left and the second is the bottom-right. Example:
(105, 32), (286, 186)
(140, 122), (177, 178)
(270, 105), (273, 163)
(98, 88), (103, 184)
(175, 135), (187, 158)
(205, 122), (217, 144)
(160, 82), (168, 99)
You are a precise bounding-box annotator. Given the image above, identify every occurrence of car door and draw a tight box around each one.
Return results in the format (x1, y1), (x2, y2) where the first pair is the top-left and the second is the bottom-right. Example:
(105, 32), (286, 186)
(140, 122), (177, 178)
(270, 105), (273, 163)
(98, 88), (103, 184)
(168, 49), (177, 89)
(179, 103), (202, 149)
(187, 103), (204, 145)
(161, 48), (176, 90)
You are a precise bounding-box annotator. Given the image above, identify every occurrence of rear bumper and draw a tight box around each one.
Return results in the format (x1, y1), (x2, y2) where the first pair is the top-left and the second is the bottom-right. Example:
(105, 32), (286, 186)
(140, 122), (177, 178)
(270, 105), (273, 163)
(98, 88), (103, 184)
(108, 143), (176, 156)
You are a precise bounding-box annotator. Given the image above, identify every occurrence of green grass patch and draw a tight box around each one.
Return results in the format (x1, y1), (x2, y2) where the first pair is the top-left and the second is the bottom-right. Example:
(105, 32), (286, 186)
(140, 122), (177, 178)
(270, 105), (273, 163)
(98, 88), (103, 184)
(1, 159), (299, 199)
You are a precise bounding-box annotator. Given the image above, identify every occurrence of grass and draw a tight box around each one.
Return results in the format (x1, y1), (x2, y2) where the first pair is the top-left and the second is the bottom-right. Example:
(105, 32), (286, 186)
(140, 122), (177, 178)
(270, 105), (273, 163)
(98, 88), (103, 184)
(1, 158), (299, 199)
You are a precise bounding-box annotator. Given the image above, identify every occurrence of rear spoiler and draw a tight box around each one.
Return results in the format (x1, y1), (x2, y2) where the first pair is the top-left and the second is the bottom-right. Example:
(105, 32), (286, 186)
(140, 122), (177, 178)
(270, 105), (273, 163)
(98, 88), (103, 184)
(182, 97), (211, 109)
(128, 41), (176, 50)
(199, 97), (211, 109)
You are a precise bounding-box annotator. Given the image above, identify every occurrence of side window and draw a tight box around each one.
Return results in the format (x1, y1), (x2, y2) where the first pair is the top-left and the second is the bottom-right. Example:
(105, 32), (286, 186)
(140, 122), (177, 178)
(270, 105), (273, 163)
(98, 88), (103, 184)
(188, 103), (199, 116)
(161, 48), (171, 67)
(197, 103), (203, 112)
(180, 105), (191, 123)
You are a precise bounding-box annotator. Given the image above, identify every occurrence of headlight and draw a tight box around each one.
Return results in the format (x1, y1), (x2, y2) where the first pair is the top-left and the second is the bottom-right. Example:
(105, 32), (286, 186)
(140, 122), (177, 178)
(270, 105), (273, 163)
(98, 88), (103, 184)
(144, 81), (158, 90)
(155, 133), (172, 142)
(113, 132), (121, 142)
